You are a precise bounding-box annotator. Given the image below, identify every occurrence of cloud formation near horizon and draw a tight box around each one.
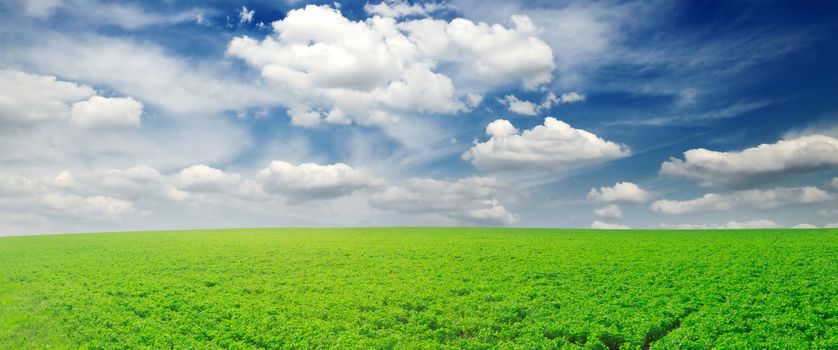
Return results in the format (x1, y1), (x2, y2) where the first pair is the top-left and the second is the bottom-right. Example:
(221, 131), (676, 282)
(0, 0), (836, 234)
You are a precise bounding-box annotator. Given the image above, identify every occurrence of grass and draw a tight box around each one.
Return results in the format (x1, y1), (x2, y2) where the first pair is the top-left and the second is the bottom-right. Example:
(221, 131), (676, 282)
(0, 227), (836, 349)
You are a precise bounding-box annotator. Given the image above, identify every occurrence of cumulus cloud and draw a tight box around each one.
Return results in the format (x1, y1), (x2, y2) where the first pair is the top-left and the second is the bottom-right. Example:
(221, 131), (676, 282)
(0, 70), (145, 129)
(238, 6), (255, 24)
(731, 186), (832, 208)
(559, 91), (585, 103)
(590, 221), (629, 229)
(593, 204), (622, 219)
(10, 162), (371, 217)
(0, 162), (519, 232)
(501, 91), (585, 115)
(0, 174), (47, 196)
(662, 219), (779, 230)
(660, 135), (838, 187)
(173, 165), (264, 200)
(256, 161), (380, 202)
(364, 0), (451, 18)
(651, 193), (731, 215)
(444, 15), (554, 89)
(100, 165), (190, 202)
(52, 170), (75, 188)
(463, 117), (629, 171)
(539, 91), (585, 110)
(0, 69), (94, 124)
(587, 181), (651, 203)
(370, 177), (516, 225)
(500, 95), (538, 115)
(0, 171), (76, 195)
(0, 170), (139, 224)
(176, 165), (243, 192)
(651, 186), (831, 215)
(227, 5), (463, 127)
(792, 223), (818, 229)
(227, 5), (553, 128)
(826, 223), (838, 229)
(70, 96), (143, 129)
(41, 193), (135, 218)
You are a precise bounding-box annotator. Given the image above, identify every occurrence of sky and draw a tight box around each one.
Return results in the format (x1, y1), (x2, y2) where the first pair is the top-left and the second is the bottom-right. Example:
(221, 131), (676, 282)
(1, 0), (837, 235)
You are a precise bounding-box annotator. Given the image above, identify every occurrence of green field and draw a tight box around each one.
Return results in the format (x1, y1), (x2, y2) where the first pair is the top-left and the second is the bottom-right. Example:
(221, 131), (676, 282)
(1, 228), (836, 349)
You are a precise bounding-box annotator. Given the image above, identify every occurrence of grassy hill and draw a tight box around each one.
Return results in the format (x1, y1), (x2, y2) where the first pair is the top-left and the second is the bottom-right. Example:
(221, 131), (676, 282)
(1, 228), (836, 349)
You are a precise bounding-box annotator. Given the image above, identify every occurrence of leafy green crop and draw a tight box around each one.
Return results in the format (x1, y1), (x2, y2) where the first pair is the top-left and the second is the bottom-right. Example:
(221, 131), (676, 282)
(1, 228), (836, 349)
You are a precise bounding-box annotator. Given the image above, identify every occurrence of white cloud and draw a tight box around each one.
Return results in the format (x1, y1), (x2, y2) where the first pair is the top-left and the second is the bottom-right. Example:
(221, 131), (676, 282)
(466, 93), (483, 108)
(539, 91), (585, 110)
(0, 162), (503, 233)
(2, 161), (372, 225)
(256, 161), (379, 202)
(377, 63), (464, 114)
(500, 95), (538, 115)
(21, 0), (64, 18)
(502, 91), (585, 115)
(370, 176), (516, 225)
(100, 165), (190, 202)
(452, 0), (635, 88)
(826, 223), (838, 229)
(651, 186), (832, 215)
(0, 174), (46, 196)
(483, 119), (517, 137)
(85, 3), (203, 30)
(719, 219), (779, 229)
(463, 117), (629, 171)
(0, 170), (137, 223)
(239, 6), (255, 24)
(41, 193), (135, 218)
(831, 177), (838, 189)
(364, 0), (451, 18)
(663, 219), (779, 230)
(175, 164), (248, 194)
(443, 15), (554, 90)
(20, 0), (203, 29)
(590, 221), (629, 229)
(0, 70), (144, 129)
(0, 210), (51, 235)
(13, 35), (272, 116)
(0, 113), (253, 177)
(70, 96), (143, 129)
(587, 181), (651, 203)
(286, 105), (327, 128)
(169, 164), (265, 201)
(227, 5), (553, 128)
(0, 69), (94, 124)
(52, 170), (75, 188)
(227, 6), (464, 127)
(660, 135), (838, 187)
(559, 91), (585, 103)
(0, 170), (78, 196)
(792, 223), (818, 229)
(593, 204), (622, 219)
(731, 186), (832, 208)
(651, 193), (732, 215)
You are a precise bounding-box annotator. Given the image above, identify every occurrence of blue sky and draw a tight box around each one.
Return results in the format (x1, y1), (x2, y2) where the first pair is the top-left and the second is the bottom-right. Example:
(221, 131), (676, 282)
(1, 0), (837, 234)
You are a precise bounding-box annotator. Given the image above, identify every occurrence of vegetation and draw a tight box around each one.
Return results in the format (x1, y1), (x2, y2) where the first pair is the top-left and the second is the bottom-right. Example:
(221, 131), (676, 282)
(1, 227), (836, 349)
